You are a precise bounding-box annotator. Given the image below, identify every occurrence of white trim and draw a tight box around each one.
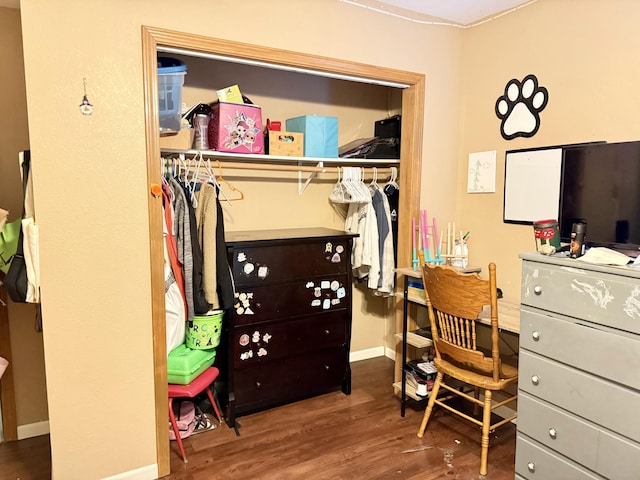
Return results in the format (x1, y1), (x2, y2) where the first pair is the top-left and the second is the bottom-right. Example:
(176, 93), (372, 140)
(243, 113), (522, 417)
(17, 420), (49, 440)
(384, 346), (396, 360)
(100, 464), (158, 480)
(349, 346), (385, 362)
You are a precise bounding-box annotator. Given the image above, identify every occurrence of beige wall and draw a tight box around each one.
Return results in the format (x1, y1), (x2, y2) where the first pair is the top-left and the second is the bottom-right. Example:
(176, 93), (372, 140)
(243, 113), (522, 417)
(0, 6), (48, 431)
(458, 0), (640, 301)
(13, 0), (640, 477)
(17, 0), (462, 478)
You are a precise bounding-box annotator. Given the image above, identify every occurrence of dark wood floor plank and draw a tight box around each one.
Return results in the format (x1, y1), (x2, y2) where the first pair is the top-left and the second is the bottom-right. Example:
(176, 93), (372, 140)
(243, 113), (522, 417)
(0, 356), (515, 479)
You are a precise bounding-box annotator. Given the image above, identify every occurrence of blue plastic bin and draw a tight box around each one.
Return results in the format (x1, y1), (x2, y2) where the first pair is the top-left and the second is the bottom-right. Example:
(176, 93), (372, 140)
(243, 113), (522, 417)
(157, 57), (187, 133)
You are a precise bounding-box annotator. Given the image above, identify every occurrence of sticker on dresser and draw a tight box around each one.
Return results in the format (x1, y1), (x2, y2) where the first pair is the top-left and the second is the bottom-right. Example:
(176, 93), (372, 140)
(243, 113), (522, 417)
(306, 279), (345, 309)
(236, 251), (270, 279)
(234, 291), (255, 315)
(238, 329), (272, 361)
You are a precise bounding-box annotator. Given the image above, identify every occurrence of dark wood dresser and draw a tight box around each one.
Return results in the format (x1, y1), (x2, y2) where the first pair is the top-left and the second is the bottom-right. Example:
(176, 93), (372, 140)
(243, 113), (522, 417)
(221, 228), (356, 427)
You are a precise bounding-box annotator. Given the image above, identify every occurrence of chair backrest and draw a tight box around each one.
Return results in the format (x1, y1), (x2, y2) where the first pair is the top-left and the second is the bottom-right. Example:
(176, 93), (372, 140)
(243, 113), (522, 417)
(419, 253), (502, 382)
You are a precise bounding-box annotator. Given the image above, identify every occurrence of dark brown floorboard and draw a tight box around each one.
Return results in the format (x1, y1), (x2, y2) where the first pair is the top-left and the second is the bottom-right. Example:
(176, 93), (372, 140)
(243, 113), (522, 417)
(0, 356), (515, 479)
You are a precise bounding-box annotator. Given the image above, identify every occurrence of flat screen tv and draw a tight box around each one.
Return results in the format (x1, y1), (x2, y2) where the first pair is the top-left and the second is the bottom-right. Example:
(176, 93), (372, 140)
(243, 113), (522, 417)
(560, 141), (640, 255)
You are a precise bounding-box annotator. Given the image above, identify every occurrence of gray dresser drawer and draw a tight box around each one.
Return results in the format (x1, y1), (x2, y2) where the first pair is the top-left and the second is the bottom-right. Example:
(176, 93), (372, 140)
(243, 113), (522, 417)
(517, 392), (599, 469)
(520, 308), (640, 389)
(521, 262), (640, 333)
(515, 434), (604, 479)
(519, 350), (640, 442)
(518, 392), (640, 479)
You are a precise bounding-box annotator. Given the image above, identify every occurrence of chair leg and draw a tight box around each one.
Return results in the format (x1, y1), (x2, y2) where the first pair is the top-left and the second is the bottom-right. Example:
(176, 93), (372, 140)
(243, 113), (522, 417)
(168, 397), (188, 463)
(417, 371), (443, 438)
(204, 385), (222, 422)
(480, 389), (492, 476)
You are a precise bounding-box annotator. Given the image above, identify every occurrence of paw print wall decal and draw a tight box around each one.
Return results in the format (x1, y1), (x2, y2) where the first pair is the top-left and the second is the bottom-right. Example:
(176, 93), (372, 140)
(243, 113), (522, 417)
(495, 74), (548, 140)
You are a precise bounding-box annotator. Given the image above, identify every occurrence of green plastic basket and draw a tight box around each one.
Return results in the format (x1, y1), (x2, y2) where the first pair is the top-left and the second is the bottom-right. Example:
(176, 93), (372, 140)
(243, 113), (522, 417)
(186, 310), (223, 350)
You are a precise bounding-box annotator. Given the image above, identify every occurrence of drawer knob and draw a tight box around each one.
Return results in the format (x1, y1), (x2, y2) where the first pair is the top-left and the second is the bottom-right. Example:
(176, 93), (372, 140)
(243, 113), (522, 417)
(527, 462), (536, 473)
(533, 285), (543, 295)
(532, 330), (541, 341)
(255, 381), (262, 389)
(324, 365), (330, 371)
(549, 428), (558, 439)
(324, 329), (330, 335)
(531, 375), (540, 385)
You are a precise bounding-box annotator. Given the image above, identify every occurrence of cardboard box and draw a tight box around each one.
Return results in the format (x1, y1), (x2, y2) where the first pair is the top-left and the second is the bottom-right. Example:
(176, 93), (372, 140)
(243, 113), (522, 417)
(286, 115), (338, 158)
(159, 128), (195, 150)
(209, 102), (264, 154)
(268, 131), (304, 157)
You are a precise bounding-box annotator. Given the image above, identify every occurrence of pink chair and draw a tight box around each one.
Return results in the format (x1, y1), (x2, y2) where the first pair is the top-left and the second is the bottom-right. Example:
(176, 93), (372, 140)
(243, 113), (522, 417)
(168, 367), (222, 462)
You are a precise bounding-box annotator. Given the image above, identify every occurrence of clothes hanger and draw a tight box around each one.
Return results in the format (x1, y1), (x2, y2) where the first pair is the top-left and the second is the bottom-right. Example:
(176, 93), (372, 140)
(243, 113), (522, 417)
(188, 152), (204, 208)
(368, 166), (379, 191)
(383, 166), (399, 195)
(203, 159), (231, 205)
(329, 167), (350, 204)
(216, 160), (245, 201)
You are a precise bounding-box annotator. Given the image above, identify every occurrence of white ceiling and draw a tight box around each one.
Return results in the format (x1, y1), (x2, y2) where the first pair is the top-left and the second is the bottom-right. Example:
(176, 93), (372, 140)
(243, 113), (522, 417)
(377, 0), (534, 25)
(0, 1), (534, 25)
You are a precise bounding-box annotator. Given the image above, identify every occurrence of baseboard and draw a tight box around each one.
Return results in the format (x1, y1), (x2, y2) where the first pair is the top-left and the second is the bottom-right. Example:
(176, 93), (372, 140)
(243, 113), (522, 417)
(384, 346), (395, 360)
(350, 346), (385, 362)
(17, 420), (49, 440)
(101, 464), (158, 480)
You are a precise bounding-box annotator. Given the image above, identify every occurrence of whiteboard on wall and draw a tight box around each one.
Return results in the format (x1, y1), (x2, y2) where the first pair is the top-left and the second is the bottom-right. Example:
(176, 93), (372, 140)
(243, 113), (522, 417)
(503, 147), (563, 224)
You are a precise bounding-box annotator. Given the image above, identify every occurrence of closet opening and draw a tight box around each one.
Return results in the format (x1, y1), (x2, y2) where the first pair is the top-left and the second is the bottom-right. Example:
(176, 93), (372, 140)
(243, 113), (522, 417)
(142, 25), (424, 476)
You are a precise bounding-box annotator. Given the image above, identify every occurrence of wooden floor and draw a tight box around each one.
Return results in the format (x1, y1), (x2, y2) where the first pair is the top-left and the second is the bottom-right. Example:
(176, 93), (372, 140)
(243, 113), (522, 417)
(0, 356), (515, 479)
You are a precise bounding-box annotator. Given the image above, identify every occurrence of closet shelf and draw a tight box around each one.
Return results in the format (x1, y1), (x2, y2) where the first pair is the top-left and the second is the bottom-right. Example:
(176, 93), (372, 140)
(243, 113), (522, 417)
(161, 148), (400, 195)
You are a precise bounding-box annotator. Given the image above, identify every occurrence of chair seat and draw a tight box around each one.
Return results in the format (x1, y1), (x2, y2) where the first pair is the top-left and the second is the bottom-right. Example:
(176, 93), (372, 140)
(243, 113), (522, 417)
(434, 357), (518, 390)
(168, 367), (219, 398)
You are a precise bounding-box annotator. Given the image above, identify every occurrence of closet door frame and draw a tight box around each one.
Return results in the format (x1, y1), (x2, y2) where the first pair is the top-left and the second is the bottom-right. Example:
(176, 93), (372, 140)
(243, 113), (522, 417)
(141, 25), (424, 476)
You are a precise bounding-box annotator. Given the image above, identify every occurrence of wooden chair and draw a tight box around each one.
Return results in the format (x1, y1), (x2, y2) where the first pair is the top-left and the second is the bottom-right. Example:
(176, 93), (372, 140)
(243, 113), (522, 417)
(416, 252), (518, 476)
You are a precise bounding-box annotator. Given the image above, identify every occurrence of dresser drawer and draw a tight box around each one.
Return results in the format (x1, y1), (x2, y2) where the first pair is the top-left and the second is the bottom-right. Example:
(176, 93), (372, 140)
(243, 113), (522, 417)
(233, 276), (349, 326)
(519, 350), (640, 442)
(515, 434), (604, 479)
(518, 392), (599, 469)
(233, 313), (348, 368)
(519, 389), (640, 480)
(520, 308), (640, 389)
(230, 240), (351, 285)
(233, 348), (347, 413)
(521, 261), (640, 333)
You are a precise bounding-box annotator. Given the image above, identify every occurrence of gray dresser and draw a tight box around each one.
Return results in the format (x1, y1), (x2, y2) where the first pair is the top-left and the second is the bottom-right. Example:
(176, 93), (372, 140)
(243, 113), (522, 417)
(516, 252), (640, 480)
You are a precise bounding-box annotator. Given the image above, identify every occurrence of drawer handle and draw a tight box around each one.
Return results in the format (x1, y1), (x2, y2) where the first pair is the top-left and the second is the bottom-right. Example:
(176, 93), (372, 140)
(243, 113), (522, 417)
(532, 330), (541, 341)
(531, 375), (540, 386)
(527, 462), (536, 473)
(549, 428), (558, 439)
(533, 285), (543, 295)
(255, 381), (262, 389)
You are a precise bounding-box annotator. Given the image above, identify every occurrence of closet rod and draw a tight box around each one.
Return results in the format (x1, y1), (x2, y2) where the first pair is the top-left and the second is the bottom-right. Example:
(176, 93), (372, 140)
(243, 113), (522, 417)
(213, 161), (395, 174)
(162, 157), (396, 174)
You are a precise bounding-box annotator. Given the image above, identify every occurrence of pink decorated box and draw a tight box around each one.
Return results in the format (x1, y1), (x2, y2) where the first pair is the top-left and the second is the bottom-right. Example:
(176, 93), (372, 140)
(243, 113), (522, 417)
(208, 102), (264, 154)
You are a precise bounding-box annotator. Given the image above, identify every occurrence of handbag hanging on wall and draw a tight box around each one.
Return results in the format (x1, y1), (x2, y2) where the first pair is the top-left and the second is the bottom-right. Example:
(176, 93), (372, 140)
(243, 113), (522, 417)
(4, 151), (30, 303)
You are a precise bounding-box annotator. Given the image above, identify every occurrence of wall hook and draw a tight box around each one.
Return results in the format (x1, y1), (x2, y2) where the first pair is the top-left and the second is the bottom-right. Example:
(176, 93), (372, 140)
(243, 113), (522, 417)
(79, 77), (93, 115)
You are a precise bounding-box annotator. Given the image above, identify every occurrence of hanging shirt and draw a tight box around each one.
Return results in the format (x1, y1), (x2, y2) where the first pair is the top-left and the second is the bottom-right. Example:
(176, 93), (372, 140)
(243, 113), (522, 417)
(195, 183), (220, 309)
(170, 178), (194, 322)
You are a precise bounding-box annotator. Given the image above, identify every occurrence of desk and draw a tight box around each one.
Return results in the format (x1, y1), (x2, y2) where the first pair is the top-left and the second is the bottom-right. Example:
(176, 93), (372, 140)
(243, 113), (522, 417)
(394, 266), (520, 417)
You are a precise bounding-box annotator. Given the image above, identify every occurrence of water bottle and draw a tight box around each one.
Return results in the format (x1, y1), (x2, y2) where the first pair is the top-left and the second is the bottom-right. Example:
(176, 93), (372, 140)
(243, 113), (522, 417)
(193, 104), (211, 150)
